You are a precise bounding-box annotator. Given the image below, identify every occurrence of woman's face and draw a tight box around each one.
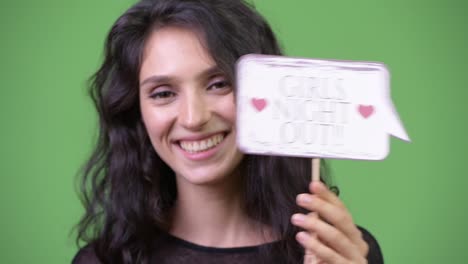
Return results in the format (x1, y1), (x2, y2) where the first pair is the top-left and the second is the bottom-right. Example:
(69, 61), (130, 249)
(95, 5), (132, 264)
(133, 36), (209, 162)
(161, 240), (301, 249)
(139, 26), (243, 186)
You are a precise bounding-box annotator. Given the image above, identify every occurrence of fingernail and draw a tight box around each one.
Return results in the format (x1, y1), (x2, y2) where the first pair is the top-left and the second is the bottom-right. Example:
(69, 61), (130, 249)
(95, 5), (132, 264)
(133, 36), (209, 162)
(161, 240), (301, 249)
(298, 194), (312, 204)
(297, 231), (311, 242)
(291, 214), (306, 224)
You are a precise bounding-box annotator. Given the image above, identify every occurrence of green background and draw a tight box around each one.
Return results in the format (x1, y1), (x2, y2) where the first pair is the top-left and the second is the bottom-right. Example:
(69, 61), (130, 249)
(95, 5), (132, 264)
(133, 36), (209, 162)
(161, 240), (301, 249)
(1, 0), (466, 263)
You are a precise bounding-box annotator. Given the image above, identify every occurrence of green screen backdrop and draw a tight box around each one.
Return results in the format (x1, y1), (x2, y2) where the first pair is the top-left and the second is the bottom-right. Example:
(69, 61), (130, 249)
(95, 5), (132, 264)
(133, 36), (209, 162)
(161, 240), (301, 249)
(1, 0), (467, 263)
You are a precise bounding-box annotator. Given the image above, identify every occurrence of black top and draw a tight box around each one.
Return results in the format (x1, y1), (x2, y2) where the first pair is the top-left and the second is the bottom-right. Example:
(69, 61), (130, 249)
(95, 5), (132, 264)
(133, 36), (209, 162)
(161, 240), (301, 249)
(72, 227), (383, 263)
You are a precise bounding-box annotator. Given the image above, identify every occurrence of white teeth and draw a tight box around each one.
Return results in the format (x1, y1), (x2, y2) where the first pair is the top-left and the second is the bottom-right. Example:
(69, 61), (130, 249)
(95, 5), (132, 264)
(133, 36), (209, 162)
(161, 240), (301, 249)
(180, 134), (224, 153)
(207, 138), (213, 148)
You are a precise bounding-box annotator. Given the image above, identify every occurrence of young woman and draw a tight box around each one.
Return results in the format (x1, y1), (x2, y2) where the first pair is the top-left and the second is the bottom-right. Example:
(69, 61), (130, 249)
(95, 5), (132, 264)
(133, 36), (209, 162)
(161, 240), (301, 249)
(73, 0), (383, 263)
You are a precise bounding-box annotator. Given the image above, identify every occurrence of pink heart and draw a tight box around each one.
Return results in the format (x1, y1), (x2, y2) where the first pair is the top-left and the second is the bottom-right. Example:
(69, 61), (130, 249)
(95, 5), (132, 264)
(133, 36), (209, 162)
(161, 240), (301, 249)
(251, 98), (267, 112)
(358, 105), (375, 118)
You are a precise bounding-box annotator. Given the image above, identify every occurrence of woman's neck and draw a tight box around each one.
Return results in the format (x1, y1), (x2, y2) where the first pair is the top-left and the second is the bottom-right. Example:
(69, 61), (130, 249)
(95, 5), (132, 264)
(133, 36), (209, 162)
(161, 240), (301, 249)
(167, 172), (270, 248)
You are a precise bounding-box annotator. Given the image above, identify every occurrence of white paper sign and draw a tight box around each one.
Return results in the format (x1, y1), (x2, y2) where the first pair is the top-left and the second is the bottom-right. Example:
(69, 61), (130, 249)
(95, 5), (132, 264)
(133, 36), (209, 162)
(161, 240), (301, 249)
(236, 54), (410, 160)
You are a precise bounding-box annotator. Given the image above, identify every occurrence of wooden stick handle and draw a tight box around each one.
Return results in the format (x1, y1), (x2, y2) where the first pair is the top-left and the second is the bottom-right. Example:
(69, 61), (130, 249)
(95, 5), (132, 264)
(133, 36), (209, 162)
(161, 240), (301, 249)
(304, 158), (321, 264)
(312, 158), (320, 182)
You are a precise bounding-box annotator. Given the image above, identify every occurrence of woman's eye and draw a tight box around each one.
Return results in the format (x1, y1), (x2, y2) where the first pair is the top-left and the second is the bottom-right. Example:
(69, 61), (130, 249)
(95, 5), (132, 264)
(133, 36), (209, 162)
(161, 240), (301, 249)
(149, 90), (175, 99)
(208, 80), (230, 91)
(148, 88), (177, 105)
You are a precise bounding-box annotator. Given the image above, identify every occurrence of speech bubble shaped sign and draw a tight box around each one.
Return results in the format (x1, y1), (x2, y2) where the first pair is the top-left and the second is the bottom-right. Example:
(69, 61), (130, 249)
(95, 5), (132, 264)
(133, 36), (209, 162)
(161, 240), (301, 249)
(236, 54), (410, 160)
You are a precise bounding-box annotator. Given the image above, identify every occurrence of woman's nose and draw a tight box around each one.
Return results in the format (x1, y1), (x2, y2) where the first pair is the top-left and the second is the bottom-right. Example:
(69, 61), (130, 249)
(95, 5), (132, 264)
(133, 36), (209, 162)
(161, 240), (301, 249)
(178, 92), (210, 130)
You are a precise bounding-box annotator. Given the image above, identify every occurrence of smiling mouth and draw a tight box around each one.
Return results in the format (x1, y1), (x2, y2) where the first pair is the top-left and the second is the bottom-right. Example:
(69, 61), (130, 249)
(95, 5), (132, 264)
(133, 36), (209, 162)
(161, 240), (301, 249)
(179, 133), (225, 153)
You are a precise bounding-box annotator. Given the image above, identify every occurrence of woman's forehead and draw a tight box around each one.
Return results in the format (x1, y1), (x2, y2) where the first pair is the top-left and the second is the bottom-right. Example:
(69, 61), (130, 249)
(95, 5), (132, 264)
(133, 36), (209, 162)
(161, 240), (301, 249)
(139, 27), (219, 83)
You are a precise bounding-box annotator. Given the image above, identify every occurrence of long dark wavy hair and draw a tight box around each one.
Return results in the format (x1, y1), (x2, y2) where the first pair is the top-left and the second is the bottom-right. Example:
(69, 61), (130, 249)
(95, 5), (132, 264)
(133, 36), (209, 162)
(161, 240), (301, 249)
(76, 0), (336, 263)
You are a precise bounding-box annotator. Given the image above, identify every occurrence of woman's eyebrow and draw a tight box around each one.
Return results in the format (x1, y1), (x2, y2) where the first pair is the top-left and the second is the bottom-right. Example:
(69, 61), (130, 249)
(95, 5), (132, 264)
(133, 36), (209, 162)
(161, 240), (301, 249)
(140, 75), (173, 88)
(139, 66), (223, 88)
(200, 65), (223, 78)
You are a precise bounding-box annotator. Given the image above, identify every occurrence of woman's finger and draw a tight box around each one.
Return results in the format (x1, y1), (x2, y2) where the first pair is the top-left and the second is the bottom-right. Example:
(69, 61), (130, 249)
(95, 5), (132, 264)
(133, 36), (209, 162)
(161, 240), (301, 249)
(297, 193), (357, 238)
(309, 181), (345, 209)
(296, 231), (348, 264)
(297, 185), (369, 256)
(292, 213), (364, 261)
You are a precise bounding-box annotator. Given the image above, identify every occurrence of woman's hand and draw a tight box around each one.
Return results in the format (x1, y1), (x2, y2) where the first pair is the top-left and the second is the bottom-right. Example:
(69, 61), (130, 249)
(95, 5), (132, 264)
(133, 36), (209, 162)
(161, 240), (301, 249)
(291, 181), (369, 264)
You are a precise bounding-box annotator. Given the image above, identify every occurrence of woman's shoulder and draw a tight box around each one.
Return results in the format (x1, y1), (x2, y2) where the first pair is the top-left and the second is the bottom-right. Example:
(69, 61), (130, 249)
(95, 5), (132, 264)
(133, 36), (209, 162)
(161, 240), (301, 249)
(357, 226), (384, 263)
(71, 244), (101, 264)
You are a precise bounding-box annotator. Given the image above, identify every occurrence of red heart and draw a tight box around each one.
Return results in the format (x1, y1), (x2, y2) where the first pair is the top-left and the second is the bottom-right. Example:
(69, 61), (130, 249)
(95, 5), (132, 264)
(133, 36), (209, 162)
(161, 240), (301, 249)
(358, 105), (374, 118)
(251, 98), (267, 112)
